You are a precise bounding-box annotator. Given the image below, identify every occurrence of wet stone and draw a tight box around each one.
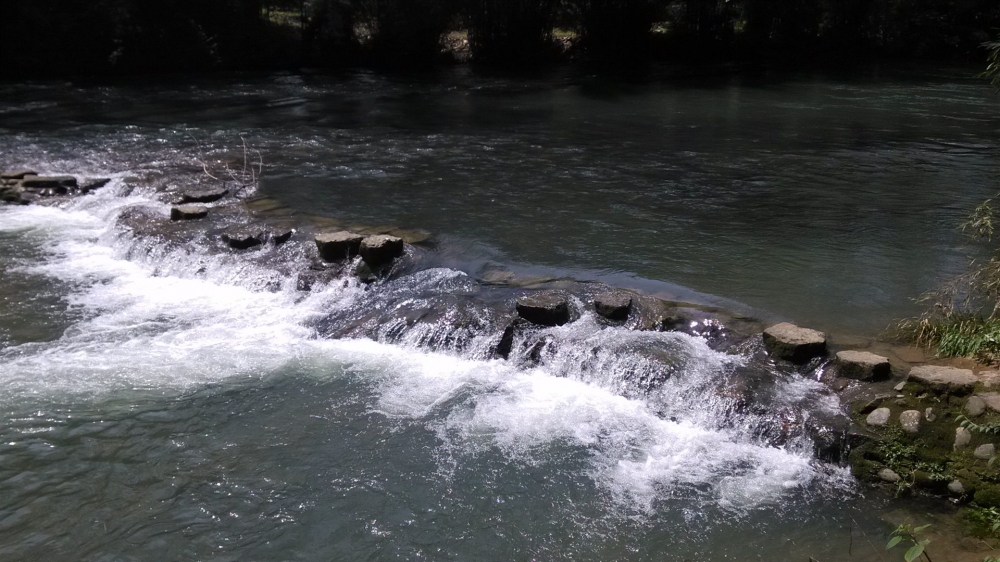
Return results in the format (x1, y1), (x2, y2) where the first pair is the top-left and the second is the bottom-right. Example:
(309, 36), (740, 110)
(835, 350), (891, 381)
(271, 228), (294, 246)
(516, 294), (571, 327)
(975, 443), (996, 460)
(222, 229), (267, 250)
(0, 168), (36, 180)
(762, 322), (827, 363)
(80, 178), (111, 193)
(878, 468), (901, 483)
(866, 407), (891, 427)
(907, 365), (977, 394)
(955, 427), (972, 450)
(966, 395), (987, 417)
(315, 231), (363, 262)
(170, 204), (208, 221)
(20, 175), (77, 189)
(359, 235), (405, 267)
(179, 187), (228, 204)
(593, 291), (632, 321)
(899, 410), (921, 434)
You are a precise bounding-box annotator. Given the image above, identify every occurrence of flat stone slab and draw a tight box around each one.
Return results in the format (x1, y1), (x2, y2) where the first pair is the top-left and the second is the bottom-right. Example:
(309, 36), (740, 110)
(907, 365), (978, 394)
(20, 175), (77, 189)
(315, 231), (363, 262)
(1, 169), (36, 180)
(593, 292), (632, 321)
(866, 407), (891, 427)
(762, 322), (827, 363)
(359, 235), (404, 267)
(179, 187), (228, 204)
(835, 350), (891, 381)
(516, 294), (571, 327)
(170, 204), (208, 221)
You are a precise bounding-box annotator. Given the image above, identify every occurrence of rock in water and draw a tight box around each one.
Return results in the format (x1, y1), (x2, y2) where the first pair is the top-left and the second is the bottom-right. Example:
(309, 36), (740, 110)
(866, 407), (891, 427)
(170, 204), (208, 221)
(899, 410), (921, 434)
(80, 178), (111, 193)
(835, 350), (891, 380)
(762, 322), (827, 363)
(0, 169), (36, 180)
(359, 235), (405, 267)
(222, 229), (267, 250)
(20, 175), (77, 189)
(315, 231), (364, 262)
(593, 292), (632, 321)
(179, 187), (228, 204)
(907, 365), (978, 394)
(516, 294), (571, 327)
(271, 229), (294, 246)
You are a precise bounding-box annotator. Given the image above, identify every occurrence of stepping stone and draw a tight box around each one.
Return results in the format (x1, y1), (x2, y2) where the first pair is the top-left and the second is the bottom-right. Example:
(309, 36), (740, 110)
(315, 231), (363, 262)
(516, 294), (571, 327)
(762, 322), (827, 363)
(835, 350), (891, 381)
(593, 292), (633, 321)
(0, 168), (36, 180)
(170, 204), (208, 221)
(899, 410), (921, 434)
(20, 175), (76, 189)
(179, 187), (228, 204)
(907, 365), (977, 394)
(359, 235), (404, 267)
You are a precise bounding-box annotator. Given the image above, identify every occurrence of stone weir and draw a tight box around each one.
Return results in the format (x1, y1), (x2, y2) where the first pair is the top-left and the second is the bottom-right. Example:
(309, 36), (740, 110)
(9, 167), (991, 515)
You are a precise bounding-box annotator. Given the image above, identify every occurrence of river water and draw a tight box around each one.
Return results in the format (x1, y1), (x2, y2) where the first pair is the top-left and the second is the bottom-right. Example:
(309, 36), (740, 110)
(0, 67), (997, 560)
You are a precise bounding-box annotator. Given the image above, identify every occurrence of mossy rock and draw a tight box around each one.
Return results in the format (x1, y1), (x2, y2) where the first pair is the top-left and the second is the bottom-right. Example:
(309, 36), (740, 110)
(974, 485), (1000, 507)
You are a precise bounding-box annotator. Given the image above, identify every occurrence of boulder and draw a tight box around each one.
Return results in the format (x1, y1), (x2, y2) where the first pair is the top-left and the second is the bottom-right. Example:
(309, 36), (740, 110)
(593, 292), (633, 321)
(359, 235), (405, 267)
(907, 365), (978, 394)
(899, 410), (921, 434)
(179, 187), (228, 204)
(866, 407), (891, 427)
(966, 395), (987, 417)
(762, 322), (827, 363)
(315, 231), (364, 262)
(834, 350), (891, 381)
(878, 468), (901, 483)
(955, 427), (972, 450)
(975, 443), (996, 460)
(978, 392), (1000, 413)
(516, 294), (571, 327)
(170, 204), (208, 221)
(0, 168), (36, 180)
(948, 480), (966, 495)
(221, 229), (267, 250)
(20, 175), (77, 189)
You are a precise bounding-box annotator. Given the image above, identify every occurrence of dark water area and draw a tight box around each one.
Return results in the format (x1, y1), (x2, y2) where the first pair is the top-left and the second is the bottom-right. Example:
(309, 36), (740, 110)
(0, 66), (996, 561)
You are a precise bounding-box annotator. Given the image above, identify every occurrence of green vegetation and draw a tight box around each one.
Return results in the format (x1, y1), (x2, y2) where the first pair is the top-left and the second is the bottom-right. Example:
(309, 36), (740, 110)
(886, 523), (932, 562)
(984, 39), (1000, 89)
(2, 0), (999, 76)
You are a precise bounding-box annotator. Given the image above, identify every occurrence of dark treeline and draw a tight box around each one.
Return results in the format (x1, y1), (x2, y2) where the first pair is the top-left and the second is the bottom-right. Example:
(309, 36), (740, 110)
(2, 0), (998, 76)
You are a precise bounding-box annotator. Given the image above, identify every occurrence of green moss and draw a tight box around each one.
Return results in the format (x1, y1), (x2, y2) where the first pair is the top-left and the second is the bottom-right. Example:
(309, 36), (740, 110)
(965, 506), (1000, 538)
(975, 485), (1000, 507)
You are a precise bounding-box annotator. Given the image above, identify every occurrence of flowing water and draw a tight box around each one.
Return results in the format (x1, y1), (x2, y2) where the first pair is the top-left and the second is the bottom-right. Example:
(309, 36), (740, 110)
(0, 67), (997, 560)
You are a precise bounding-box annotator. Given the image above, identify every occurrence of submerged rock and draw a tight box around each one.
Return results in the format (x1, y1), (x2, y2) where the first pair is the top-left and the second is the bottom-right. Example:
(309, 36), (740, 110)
(359, 235), (404, 267)
(899, 410), (921, 434)
(516, 294), (571, 326)
(179, 187), (228, 204)
(170, 204), (208, 221)
(762, 322), (827, 363)
(593, 291), (632, 321)
(315, 231), (364, 262)
(80, 178), (111, 194)
(907, 365), (977, 394)
(866, 407), (891, 427)
(835, 350), (891, 381)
